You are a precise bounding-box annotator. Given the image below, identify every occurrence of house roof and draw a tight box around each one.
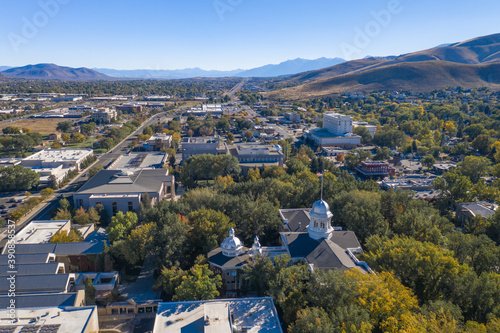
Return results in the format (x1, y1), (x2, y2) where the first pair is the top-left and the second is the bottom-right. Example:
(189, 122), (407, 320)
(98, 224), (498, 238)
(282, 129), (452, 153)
(457, 202), (497, 219)
(280, 231), (363, 271)
(0, 263), (62, 276)
(207, 247), (250, 269)
(75, 169), (173, 195)
(0, 293), (77, 309)
(0, 274), (73, 295)
(0, 253), (53, 265)
(280, 208), (311, 232)
(11, 241), (105, 256)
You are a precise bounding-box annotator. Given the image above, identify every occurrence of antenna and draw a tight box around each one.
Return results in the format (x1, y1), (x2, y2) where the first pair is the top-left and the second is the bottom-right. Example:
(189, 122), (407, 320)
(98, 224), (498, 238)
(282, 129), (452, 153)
(321, 175), (324, 200)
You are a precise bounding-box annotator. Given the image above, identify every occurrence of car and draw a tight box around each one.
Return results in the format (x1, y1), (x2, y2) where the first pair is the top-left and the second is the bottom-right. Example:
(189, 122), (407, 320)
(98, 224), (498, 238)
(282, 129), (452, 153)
(0, 205), (6, 209)
(7, 199), (15, 203)
(1, 210), (8, 214)
(10, 203), (18, 208)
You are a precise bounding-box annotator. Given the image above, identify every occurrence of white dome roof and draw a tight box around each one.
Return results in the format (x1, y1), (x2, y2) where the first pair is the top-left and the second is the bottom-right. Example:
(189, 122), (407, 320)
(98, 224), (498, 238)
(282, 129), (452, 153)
(221, 228), (243, 257)
(310, 199), (333, 219)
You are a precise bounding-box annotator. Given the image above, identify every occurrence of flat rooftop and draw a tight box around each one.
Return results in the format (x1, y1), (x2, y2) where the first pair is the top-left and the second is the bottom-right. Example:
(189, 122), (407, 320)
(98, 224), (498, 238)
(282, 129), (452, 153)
(109, 152), (167, 170)
(309, 129), (360, 138)
(22, 149), (93, 162)
(16, 220), (70, 244)
(232, 144), (281, 156)
(153, 297), (283, 333)
(182, 136), (220, 144)
(0, 306), (97, 333)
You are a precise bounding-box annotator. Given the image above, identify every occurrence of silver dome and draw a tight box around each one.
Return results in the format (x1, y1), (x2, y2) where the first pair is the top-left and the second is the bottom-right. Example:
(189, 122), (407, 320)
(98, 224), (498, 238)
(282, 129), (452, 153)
(221, 228), (243, 256)
(309, 199), (333, 219)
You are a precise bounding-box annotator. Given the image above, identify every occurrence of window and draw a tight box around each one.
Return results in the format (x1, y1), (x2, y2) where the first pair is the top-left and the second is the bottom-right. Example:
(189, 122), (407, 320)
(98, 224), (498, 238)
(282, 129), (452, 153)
(112, 202), (118, 216)
(128, 201), (133, 212)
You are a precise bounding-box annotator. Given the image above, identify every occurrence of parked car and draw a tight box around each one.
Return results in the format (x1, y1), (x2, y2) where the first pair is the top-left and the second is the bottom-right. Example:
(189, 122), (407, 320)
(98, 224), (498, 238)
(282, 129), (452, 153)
(0, 205), (6, 209)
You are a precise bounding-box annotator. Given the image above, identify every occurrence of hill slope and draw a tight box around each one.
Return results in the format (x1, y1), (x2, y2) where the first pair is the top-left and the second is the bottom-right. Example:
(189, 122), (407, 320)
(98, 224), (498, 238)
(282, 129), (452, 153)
(268, 33), (500, 99)
(1, 64), (111, 81)
(268, 61), (500, 100)
(236, 57), (345, 77)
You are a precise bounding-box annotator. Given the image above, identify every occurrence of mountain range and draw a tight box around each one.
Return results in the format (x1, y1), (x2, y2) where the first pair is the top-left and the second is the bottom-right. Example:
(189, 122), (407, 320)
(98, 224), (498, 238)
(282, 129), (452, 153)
(1, 64), (110, 81)
(267, 33), (500, 99)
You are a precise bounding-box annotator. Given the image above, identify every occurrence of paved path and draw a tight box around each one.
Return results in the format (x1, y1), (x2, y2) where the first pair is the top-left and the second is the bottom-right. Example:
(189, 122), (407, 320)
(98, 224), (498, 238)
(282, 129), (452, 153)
(119, 255), (160, 303)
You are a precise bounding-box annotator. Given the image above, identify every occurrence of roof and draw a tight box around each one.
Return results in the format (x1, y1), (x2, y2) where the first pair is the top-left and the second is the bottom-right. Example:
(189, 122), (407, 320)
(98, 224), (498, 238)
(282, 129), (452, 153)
(21, 149), (93, 163)
(109, 152), (167, 170)
(280, 231), (362, 270)
(0, 263), (62, 276)
(0, 306), (97, 333)
(0, 253), (53, 265)
(16, 220), (70, 244)
(0, 293), (77, 309)
(280, 209), (311, 232)
(207, 247), (250, 269)
(153, 297), (283, 333)
(457, 202), (497, 219)
(0, 274), (73, 295)
(75, 169), (173, 195)
(10, 241), (105, 256)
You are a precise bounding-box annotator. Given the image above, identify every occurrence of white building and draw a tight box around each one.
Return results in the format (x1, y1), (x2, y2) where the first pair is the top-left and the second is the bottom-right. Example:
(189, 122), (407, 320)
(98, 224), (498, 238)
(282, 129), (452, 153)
(323, 112), (353, 136)
(16, 220), (71, 244)
(353, 121), (377, 138)
(306, 112), (361, 148)
(91, 108), (117, 124)
(153, 297), (283, 333)
(0, 306), (99, 333)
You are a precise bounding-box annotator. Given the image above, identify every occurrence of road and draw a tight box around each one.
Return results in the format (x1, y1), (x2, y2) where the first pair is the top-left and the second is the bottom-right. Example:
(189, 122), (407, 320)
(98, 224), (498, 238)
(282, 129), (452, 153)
(0, 112), (169, 249)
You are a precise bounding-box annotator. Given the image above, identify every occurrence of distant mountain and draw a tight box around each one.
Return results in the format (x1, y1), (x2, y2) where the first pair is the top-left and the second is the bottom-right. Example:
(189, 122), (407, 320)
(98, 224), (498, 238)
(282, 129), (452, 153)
(0, 66), (11, 72)
(93, 58), (346, 79)
(235, 57), (345, 77)
(1, 64), (112, 81)
(93, 67), (244, 79)
(268, 33), (500, 99)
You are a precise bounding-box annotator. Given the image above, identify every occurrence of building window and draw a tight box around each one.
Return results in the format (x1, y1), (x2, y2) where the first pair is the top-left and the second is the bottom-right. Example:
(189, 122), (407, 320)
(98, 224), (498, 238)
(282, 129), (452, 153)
(112, 202), (118, 216)
(128, 201), (133, 212)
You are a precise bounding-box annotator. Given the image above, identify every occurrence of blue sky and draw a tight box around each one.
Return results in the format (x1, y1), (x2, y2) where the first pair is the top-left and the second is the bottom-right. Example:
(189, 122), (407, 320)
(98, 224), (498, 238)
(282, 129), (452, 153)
(1, 0), (499, 70)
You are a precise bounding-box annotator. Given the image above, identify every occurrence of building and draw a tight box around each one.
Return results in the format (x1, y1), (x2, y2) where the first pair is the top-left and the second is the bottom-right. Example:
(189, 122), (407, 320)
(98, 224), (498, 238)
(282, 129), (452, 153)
(20, 149), (94, 186)
(73, 169), (175, 217)
(116, 103), (143, 113)
(307, 112), (361, 148)
(153, 297), (283, 333)
(208, 230), (286, 296)
(285, 112), (301, 123)
(279, 199), (372, 273)
(91, 108), (117, 124)
(0, 291), (85, 309)
(15, 220), (71, 244)
(228, 144), (284, 171)
(54, 96), (83, 102)
(456, 202), (498, 225)
(181, 136), (227, 161)
(381, 174), (436, 191)
(353, 121), (377, 137)
(0, 306), (99, 333)
(355, 160), (395, 178)
(144, 133), (172, 151)
(108, 152), (169, 172)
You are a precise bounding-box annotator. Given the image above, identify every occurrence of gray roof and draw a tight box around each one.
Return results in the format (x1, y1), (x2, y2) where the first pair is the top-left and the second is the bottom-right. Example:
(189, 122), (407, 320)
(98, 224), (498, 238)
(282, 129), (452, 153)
(0, 274), (72, 295)
(75, 169), (173, 195)
(281, 231), (363, 271)
(207, 247), (250, 269)
(280, 208), (311, 232)
(13, 241), (105, 256)
(0, 253), (52, 265)
(0, 293), (77, 309)
(457, 203), (496, 219)
(0, 263), (61, 276)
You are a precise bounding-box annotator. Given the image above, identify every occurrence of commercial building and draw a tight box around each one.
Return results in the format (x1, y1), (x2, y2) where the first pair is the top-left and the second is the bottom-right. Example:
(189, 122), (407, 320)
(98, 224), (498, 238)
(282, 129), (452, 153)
(153, 297), (283, 333)
(108, 152), (169, 171)
(0, 306), (99, 333)
(15, 220), (71, 244)
(54, 96), (83, 102)
(285, 112), (301, 123)
(91, 108), (117, 124)
(20, 149), (94, 186)
(181, 136), (227, 161)
(74, 169), (175, 217)
(229, 144), (284, 166)
(307, 112), (361, 148)
(185, 104), (223, 116)
(144, 133), (172, 151)
(355, 160), (395, 178)
(116, 103), (143, 113)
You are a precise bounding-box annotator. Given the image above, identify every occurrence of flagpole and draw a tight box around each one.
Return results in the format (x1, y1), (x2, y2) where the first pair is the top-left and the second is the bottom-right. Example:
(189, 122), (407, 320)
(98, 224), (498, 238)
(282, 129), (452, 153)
(321, 174), (324, 200)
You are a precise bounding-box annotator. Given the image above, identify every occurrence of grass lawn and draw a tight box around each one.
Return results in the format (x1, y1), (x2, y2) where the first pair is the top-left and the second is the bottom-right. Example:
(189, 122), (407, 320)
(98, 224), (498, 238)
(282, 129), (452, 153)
(0, 118), (65, 135)
(64, 137), (96, 149)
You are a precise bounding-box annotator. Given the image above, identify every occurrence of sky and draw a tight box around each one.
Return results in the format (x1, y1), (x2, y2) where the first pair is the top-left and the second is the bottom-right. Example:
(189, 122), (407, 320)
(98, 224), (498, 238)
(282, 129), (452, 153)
(0, 0), (499, 71)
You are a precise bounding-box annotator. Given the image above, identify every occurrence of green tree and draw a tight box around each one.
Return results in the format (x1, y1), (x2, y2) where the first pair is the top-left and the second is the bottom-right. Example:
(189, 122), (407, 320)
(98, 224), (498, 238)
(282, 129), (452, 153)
(188, 208), (233, 254)
(0, 165), (40, 191)
(84, 276), (96, 305)
(353, 126), (372, 144)
(56, 120), (73, 132)
(173, 264), (222, 301)
(106, 211), (138, 243)
(73, 207), (91, 225)
(374, 147), (391, 160)
(458, 156), (491, 183)
(433, 169), (473, 206)
(422, 155), (436, 169)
